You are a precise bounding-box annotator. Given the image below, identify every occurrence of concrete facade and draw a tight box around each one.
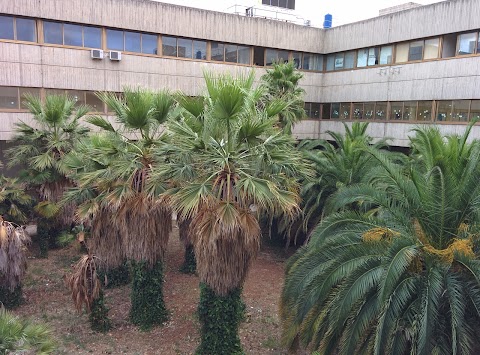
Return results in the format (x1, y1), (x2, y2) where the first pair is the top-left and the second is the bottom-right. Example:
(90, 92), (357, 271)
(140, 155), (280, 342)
(1, 0), (480, 146)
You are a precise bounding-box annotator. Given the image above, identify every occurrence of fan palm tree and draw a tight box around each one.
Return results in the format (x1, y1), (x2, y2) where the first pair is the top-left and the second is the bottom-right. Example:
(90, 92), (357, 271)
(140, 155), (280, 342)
(0, 307), (55, 354)
(0, 216), (30, 308)
(260, 60), (306, 134)
(6, 94), (90, 252)
(0, 164), (33, 224)
(281, 123), (480, 354)
(160, 71), (305, 354)
(64, 88), (176, 330)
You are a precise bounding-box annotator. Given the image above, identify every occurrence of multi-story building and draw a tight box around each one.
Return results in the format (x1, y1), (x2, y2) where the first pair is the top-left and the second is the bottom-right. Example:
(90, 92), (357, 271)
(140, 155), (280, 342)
(1, 0), (480, 155)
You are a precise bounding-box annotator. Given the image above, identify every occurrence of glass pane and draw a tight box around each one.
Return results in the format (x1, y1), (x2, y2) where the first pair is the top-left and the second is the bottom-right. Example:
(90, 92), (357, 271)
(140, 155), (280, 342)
(344, 51), (355, 69)
(334, 53), (344, 70)
(311, 103), (320, 119)
(162, 36), (177, 57)
(322, 103), (331, 119)
(379, 45), (393, 65)
(436, 101), (452, 122)
(340, 103), (350, 119)
(0, 16), (14, 40)
(225, 44), (238, 63)
(395, 43), (409, 63)
(142, 34), (157, 54)
(238, 46), (250, 64)
(331, 103), (340, 119)
(211, 42), (224, 61)
(302, 53), (312, 70)
(353, 103), (364, 119)
(364, 103), (375, 120)
(390, 102), (404, 120)
(64, 23), (82, 47)
(193, 40), (207, 60)
(106, 29), (124, 50)
(178, 38), (192, 58)
(375, 102), (387, 120)
(304, 103), (311, 118)
(278, 50), (289, 63)
(417, 101), (432, 121)
(470, 100), (480, 120)
(279, 0), (287, 8)
(424, 38), (439, 59)
(19, 87), (40, 109)
(16, 18), (36, 42)
(44, 21), (63, 44)
(458, 32), (477, 55)
(66, 90), (85, 106)
(367, 47), (379, 66)
(357, 49), (368, 67)
(313, 55), (324, 71)
(83, 26), (101, 48)
(452, 100), (470, 121)
(265, 49), (277, 66)
(409, 40), (424, 61)
(292, 52), (301, 69)
(125, 31), (141, 52)
(326, 54), (335, 71)
(0, 87), (18, 109)
(403, 101), (417, 121)
(85, 92), (104, 112)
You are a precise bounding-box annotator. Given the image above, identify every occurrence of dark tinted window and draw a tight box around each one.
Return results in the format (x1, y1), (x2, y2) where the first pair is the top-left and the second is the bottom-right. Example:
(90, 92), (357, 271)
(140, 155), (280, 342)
(178, 38), (192, 58)
(211, 42), (224, 61)
(193, 40), (207, 60)
(162, 36), (177, 56)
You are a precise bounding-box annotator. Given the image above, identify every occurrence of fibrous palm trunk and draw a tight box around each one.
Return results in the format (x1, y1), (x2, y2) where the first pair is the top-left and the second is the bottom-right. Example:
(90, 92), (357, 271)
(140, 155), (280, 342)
(178, 217), (196, 274)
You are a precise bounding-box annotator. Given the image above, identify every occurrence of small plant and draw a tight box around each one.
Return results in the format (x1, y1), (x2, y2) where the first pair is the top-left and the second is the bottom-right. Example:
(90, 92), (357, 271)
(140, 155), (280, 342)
(65, 254), (111, 332)
(0, 217), (30, 308)
(0, 307), (56, 354)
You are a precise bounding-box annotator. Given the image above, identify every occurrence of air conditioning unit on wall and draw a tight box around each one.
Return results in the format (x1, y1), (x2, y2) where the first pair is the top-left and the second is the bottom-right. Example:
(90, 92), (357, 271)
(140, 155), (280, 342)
(90, 49), (104, 59)
(109, 51), (122, 61)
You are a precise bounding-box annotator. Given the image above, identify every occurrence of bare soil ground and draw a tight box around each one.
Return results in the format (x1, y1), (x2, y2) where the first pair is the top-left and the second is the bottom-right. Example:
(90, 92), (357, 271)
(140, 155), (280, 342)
(15, 226), (292, 354)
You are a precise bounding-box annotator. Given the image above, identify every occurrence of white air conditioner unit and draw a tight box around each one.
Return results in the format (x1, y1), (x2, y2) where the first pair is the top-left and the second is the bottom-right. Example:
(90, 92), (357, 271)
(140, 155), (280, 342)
(109, 51), (122, 61)
(90, 49), (104, 59)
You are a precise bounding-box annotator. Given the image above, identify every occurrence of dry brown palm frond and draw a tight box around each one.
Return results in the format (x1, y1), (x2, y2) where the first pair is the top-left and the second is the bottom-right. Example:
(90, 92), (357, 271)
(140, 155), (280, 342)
(65, 254), (101, 313)
(88, 207), (125, 270)
(39, 178), (76, 227)
(117, 194), (172, 266)
(0, 217), (31, 291)
(192, 201), (261, 296)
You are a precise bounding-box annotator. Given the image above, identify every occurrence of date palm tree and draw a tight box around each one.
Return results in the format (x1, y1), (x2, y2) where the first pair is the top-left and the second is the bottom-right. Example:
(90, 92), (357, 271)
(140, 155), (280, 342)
(7, 94), (89, 252)
(281, 124), (480, 354)
(65, 88), (176, 330)
(160, 71), (305, 354)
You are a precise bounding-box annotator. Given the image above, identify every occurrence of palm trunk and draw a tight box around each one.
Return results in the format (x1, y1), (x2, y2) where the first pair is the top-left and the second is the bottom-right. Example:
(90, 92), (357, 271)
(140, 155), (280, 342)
(89, 290), (112, 332)
(178, 218), (196, 274)
(0, 285), (22, 309)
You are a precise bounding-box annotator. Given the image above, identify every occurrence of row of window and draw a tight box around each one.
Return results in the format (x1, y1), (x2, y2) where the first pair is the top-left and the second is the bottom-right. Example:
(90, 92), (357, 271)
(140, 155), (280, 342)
(304, 100), (480, 122)
(262, 0), (295, 10)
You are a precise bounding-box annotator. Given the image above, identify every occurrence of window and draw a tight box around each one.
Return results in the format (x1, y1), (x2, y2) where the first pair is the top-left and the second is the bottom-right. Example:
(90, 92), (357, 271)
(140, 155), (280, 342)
(253, 47), (265, 66)
(305, 103), (320, 118)
(142, 34), (158, 55)
(0, 16), (14, 40)
(357, 48), (368, 67)
(364, 103), (375, 119)
(19, 87), (40, 109)
(178, 38), (193, 58)
(292, 52), (301, 68)
(193, 40), (207, 60)
(395, 43), (409, 63)
(340, 103), (351, 119)
(85, 92), (104, 112)
(375, 102), (387, 120)
(357, 48), (379, 67)
(322, 103), (331, 119)
(331, 103), (340, 119)
(403, 101), (417, 121)
(125, 31), (141, 53)
(424, 38), (439, 59)
(265, 49), (288, 66)
(45, 21), (101, 48)
(225, 44), (238, 63)
(211, 42), (225, 61)
(470, 100), (480, 120)
(16, 18), (36, 42)
(303, 53), (323, 71)
(417, 101), (432, 121)
(436, 101), (452, 121)
(238, 46), (250, 64)
(457, 32), (477, 55)
(379, 46), (393, 65)
(331, 52), (354, 70)
(451, 100), (470, 121)
(408, 41), (424, 61)
(0, 87), (19, 109)
(43, 21), (63, 44)
(442, 34), (457, 58)
(278, 50), (289, 63)
(326, 54), (335, 71)
(262, 0), (295, 9)
(353, 103), (364, 119)
(390, 102), (404, 120)
(162, 36), (177, 57)
(66, 90), (86, 106)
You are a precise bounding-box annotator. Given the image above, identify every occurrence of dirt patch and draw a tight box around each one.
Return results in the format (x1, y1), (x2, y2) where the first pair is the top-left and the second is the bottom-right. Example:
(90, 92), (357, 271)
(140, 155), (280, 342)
(15, 226), (291, 354)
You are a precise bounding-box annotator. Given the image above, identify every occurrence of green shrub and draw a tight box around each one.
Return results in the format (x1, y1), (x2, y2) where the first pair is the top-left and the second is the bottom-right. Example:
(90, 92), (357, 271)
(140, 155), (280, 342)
(129, 261), (168, 330)
(89, 290), (112, 333)
(0, 285), (22, 309)
(36, 220), (62, 257)
(98, 262), (131, 289)
(196, 283), (245, 355)
(179, 245), (196, 274)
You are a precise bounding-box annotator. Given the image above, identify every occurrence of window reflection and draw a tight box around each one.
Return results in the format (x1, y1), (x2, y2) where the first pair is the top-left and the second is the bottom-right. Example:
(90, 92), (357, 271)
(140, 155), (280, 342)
(44, 21), (63, 44)
(0, 16), (14, 40)
(16, 18), (36, 42)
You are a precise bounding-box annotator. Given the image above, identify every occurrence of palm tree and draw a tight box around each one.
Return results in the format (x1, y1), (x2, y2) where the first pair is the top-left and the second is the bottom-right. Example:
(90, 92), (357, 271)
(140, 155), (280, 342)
(64, 88), (176, 330)
(0, 164), (33, 224)
(161, 71), (305, 354)
(0, 307), (55, 354)
(7, 94), (90, 253)
(281, 124), (480, 354)
(0, 217), (30, 308)
(260, 60), (306, 134)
